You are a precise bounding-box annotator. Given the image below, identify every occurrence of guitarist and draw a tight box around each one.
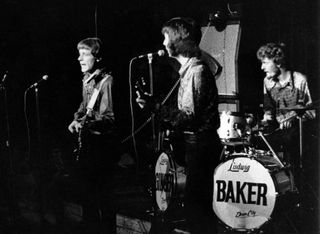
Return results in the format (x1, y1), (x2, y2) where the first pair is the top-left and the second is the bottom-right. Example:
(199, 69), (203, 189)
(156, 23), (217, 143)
(68, 37), (119, 233)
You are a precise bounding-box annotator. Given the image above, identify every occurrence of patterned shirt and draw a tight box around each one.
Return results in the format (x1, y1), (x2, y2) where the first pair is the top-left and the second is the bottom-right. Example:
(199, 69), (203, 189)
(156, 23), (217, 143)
(263, 71), (315, 123)
(170, 57), (220, 133)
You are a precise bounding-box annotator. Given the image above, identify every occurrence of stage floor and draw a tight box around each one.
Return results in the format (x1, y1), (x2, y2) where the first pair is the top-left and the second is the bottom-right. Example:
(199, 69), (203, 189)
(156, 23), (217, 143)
(0, 158), (318, 234)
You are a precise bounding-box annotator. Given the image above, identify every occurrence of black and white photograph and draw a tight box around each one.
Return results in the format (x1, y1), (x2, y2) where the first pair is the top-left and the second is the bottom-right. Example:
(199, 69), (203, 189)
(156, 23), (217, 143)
(0, 0), (319, 233)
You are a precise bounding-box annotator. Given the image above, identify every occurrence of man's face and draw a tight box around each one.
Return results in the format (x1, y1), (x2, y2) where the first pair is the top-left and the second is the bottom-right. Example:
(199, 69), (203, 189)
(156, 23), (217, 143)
(78, 48), (96, 73)
(260, 58), (279, 78)
(163, 33), (173, 57)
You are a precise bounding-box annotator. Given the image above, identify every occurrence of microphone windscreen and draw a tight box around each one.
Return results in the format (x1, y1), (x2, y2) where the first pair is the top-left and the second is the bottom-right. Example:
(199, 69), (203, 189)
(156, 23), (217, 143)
(157, 50), (165, 57)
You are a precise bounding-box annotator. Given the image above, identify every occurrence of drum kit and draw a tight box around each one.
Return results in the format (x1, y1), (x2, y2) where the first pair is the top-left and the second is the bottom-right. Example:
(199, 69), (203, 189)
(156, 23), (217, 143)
(213, 110), (295, 231)
(153, 106), (316, 232)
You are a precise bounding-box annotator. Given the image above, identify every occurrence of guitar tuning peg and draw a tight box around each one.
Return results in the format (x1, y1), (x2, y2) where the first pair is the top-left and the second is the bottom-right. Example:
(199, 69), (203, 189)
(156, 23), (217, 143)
(141, 77), (146, 86)
(134, 80), (139, 88)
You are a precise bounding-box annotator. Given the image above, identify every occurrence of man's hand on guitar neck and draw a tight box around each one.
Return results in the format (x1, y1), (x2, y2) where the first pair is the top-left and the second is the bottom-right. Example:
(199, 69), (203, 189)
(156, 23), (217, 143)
(68, 120), (83, 133)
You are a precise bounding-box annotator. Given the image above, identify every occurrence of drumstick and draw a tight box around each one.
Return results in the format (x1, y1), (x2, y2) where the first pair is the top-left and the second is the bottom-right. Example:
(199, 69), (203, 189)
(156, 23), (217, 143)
(278, 113), (297, 124)
(258, 131), (285, 168)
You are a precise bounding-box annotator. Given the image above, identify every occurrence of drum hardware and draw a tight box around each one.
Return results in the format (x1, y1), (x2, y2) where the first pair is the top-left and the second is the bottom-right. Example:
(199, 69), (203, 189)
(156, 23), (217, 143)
(279, 104), (318, 168)
(280, 104), (320, 226)
(257, 131), (284, 168)
(157, 129), (173, 153)
(220, 140), (252, 161)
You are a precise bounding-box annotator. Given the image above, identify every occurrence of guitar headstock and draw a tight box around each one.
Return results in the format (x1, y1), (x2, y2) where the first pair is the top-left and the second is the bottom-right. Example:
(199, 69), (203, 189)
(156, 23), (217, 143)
(135, 77), (150, 99)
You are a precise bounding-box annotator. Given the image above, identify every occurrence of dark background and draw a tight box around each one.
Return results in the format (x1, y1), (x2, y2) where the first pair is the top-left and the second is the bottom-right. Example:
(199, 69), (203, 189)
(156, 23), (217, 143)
(0, 0), (319, 154)
(0, 0), (318, 232)
(0, 0), (319, 219)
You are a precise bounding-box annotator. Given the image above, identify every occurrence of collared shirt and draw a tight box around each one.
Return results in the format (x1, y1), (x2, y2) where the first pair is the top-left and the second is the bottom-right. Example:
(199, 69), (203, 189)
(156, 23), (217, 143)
(74, 68), (115, 133)
(263, 71), (315, 123)
(171, 57), (220, 133)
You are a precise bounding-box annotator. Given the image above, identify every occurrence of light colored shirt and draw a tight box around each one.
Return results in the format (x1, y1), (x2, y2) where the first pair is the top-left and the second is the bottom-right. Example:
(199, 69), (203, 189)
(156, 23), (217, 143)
(263, 71), (315, 123)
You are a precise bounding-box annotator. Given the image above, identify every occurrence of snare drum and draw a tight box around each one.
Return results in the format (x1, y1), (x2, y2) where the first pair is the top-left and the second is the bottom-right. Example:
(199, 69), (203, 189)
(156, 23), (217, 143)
(155, 151), (186, 212)
(218, 111), (246, 141)
(212, 155), (295, 231)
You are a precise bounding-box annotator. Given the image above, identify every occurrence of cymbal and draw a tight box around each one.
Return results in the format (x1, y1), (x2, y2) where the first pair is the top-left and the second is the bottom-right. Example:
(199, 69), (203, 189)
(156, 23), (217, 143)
(279, 105), (316, 111)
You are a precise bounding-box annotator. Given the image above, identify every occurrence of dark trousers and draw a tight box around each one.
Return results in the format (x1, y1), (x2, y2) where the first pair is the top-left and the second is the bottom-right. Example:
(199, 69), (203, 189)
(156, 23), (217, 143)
(48, 135), (119, 234)
(182, 132), (222, 234)
(265, 127), (299, 174)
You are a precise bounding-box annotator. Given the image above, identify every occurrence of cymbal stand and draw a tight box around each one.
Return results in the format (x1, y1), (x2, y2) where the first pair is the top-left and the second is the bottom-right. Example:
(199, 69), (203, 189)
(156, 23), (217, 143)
(258, 131), (284, 168)
(292, 109), (306, 168)
(298, 116), (303, 169)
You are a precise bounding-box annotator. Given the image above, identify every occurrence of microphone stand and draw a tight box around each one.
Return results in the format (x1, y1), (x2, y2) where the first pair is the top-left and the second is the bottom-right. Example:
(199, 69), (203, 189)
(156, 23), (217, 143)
(35, 87), (42, 155)
(33, 86), (45, 222)
(0, 81), (16, 226)
(122, 77), (181, 144)
(147, 54), (157, 152)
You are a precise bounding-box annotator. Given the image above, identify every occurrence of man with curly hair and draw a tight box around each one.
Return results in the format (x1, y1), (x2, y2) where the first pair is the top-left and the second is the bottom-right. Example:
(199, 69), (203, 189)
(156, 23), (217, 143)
(256, 42), (315, 185)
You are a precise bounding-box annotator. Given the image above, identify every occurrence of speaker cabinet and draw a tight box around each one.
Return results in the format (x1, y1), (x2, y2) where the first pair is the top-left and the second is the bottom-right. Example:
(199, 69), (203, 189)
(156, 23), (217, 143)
(200, 21), (241, 112)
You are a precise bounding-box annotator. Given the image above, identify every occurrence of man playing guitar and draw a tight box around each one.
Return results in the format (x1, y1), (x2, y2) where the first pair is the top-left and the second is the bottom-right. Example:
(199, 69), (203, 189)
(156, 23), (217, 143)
(68, 37), (119, 233)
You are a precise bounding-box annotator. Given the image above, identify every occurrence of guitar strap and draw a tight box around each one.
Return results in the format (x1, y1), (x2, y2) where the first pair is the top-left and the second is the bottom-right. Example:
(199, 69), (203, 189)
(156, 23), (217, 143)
(75, 73), (110, 161)
(86, 75), (109, 115)
(83, 68), (105, 85)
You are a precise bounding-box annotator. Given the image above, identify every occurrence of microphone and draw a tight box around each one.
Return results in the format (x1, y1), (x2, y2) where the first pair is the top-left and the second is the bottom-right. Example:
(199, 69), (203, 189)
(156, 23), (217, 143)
(29, 75), (49, 89)
(137, 50), (165, 59)
(1, 71), (8, 83)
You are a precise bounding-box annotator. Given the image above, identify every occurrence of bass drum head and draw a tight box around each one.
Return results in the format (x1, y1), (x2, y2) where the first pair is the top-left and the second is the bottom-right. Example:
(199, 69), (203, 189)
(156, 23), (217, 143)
(212, 156), (276, 231)
(155, 152), (176, 212)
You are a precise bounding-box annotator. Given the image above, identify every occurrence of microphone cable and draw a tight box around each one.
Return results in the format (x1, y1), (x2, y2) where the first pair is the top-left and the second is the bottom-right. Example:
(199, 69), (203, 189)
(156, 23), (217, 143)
(128, 57), (140, 170)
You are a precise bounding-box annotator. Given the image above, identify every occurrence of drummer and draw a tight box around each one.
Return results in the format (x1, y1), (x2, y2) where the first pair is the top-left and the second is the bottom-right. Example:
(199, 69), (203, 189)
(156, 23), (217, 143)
(256, 42), (316, 176)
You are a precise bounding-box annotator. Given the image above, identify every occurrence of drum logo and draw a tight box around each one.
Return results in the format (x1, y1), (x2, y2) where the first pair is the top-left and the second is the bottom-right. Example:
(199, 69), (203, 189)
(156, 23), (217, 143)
(235, 210), (257, 218)
(228, 160), (250, 172)
(159, 156), (168, 166)
(215, 180), (268, 206)
(155, 173), (174, 192)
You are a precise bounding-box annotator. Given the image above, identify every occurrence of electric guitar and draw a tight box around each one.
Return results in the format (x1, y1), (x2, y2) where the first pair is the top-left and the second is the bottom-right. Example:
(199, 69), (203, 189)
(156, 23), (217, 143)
(74, 69), (110, 161)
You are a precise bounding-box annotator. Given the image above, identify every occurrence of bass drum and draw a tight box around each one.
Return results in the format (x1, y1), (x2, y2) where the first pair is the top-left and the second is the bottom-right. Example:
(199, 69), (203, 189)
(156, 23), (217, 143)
(212, 155), (295, 231)
(155, 151), (186, 212)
